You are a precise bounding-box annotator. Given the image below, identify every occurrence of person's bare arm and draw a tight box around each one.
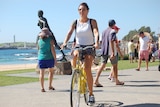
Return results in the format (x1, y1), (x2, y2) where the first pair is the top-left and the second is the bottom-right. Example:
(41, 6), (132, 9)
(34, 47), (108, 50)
(61, 21), (76, 49)
(116, 42), (123, 58)
(50, 40), (57, 65)
(91, 19), (99, 49)
(148, 42), (151, 53)
(110, 40), (115, 58)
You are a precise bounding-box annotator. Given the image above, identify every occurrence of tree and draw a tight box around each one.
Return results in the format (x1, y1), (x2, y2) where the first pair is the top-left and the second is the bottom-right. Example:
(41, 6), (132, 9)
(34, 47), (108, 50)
(122, 29), (137, 41)
(145, 27), (151, 33)
(122, 26), (154, 41)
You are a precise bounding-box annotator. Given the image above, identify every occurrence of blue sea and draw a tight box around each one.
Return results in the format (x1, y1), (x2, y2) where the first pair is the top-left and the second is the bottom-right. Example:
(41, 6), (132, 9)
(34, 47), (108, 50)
(0, 49), (71, 65)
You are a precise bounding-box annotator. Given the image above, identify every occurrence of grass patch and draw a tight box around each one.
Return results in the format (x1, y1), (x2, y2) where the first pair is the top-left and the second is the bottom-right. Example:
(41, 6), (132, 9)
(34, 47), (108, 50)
(119, 60), (158, 70)
(0, 75), (38, 86)
(0, 60), (158, 86)
(103, 60), (159, 70)
(0, 69), (35, 75)
(0, 69), (39, 86)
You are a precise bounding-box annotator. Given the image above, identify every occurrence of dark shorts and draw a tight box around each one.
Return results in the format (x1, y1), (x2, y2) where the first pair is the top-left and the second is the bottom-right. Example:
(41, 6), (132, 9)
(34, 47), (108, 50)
(38, 59), (54, 69)
(101, 54), (118, 64)
(75, 45), (96, 60)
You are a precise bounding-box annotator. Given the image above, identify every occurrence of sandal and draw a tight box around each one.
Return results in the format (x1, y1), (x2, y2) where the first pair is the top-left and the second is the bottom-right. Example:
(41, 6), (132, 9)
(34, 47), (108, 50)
(49, 86), (55, 90)
(135, 68), (140, 71)
(116, 81), (124, 85)
(41, 89), (46, 92)
(94, 83), (103, 87)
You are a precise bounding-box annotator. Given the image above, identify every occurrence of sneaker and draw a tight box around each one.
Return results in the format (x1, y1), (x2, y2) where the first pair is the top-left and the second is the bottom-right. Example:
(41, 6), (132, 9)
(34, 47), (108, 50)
(108, 76), (111, 80)
(88, 95), (95, 105)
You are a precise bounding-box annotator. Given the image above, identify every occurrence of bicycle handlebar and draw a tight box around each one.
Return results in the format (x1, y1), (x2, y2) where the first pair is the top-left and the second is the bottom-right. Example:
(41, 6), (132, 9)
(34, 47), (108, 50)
(75, 45), (95, 51)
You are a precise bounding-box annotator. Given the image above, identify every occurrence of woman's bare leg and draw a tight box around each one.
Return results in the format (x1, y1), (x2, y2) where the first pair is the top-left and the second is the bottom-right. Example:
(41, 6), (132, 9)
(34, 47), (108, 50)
(39, 69), (45, 89)
(48, 68), (54, 88)
(84, 55), (94, 95)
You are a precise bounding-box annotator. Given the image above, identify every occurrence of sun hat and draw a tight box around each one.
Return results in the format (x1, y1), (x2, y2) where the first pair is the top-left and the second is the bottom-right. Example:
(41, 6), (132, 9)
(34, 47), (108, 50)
(39, 28), (52, 38)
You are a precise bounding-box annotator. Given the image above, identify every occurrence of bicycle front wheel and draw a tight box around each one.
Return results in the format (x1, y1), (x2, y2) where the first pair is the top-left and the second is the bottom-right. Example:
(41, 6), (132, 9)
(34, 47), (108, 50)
(84, 81), (89, 105)
(70, 69), (80, 107)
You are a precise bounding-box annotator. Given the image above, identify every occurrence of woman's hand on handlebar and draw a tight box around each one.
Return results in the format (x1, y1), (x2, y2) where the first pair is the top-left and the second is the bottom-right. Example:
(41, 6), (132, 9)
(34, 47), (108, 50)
(60, 43), (66, 50)
(94, 42), (99, 49)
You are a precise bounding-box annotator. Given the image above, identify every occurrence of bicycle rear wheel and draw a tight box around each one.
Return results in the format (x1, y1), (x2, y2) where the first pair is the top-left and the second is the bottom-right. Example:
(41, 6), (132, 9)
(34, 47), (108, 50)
(70, 69), (80, 107)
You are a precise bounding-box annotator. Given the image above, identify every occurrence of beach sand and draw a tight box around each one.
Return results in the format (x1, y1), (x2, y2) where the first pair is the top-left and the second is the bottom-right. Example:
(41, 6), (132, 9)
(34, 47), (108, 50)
(0, 63), (110, 72)
(0, 63), (37, 71)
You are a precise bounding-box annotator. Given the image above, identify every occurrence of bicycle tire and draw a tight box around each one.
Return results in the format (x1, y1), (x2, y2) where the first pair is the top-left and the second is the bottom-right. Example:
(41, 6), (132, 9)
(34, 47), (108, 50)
(84, 82), (89, 105)
(70, 69), (80, 107)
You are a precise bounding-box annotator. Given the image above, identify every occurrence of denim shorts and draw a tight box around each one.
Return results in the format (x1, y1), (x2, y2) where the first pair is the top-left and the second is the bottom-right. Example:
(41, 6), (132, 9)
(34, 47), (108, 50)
(38, 59), (54, 69)
(129, 52), (135, 57)
(75, 45), (95, 60)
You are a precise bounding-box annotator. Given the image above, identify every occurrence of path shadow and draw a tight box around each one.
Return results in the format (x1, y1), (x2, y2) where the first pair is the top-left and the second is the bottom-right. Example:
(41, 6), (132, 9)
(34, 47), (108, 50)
(124, 80), (160, 87)
(93, 74), (131, 77)
(123, 103), (160, 107)
(53, 89), (103, 93)
(92, 100), (123, 107)
(54, 89), (70, 92)
(92, 102), (160, 107)
(94, 90), (103, 92)
(126, 80), (160, 83)
(124, 84), (160, 87)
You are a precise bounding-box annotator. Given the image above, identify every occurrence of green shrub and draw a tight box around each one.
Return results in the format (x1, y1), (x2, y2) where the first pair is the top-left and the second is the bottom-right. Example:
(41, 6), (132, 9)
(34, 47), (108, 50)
(123, 54), (129, 60)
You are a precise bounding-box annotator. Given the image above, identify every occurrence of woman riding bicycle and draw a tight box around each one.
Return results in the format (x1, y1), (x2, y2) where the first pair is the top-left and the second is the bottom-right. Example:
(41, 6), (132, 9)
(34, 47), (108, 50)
(61, 2), (99, 105)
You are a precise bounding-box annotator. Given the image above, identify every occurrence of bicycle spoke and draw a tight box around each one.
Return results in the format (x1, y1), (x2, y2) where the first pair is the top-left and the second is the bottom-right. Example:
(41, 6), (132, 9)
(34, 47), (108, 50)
(84, 82), (89, 105)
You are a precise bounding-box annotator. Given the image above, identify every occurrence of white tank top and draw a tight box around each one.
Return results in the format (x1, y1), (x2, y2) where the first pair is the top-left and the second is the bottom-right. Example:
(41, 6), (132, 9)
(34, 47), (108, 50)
(75, 19), (94, 45)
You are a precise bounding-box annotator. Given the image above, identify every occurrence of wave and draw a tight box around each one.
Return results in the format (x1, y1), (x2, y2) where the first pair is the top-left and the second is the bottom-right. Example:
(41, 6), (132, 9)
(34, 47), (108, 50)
(14, 53), (31, 56)
(18, 52), (72, 61)
(19, 57), (38, 61)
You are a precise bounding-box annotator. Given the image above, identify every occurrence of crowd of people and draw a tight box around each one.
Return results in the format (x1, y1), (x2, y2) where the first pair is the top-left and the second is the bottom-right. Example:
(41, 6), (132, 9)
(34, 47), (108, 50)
(128, 39), (158, 63)
(36, 2), (159, 105)
(127, 32), (159, 71)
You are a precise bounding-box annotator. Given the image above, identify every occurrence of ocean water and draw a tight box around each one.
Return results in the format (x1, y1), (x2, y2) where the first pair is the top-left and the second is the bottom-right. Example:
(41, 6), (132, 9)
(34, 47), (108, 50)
(0, 49), (71, 65)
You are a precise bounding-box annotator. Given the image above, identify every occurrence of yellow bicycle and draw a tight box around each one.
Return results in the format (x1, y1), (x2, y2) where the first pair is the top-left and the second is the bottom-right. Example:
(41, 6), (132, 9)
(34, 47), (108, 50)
(70, 46), (95, 107)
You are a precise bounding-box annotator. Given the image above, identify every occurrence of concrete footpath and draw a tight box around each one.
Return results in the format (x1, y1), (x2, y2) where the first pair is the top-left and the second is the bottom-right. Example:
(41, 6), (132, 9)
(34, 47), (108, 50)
(0, 66), (160, 107)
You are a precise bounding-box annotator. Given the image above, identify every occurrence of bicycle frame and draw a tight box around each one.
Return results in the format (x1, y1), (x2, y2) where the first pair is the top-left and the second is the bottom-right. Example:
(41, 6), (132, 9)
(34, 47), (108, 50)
(70, 46), (94, 107)
(76, 57), (87, 94)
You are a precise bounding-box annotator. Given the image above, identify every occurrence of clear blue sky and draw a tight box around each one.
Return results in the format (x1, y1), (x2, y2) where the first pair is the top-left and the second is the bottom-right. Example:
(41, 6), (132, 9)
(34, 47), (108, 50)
(0, 0), (160, 43)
